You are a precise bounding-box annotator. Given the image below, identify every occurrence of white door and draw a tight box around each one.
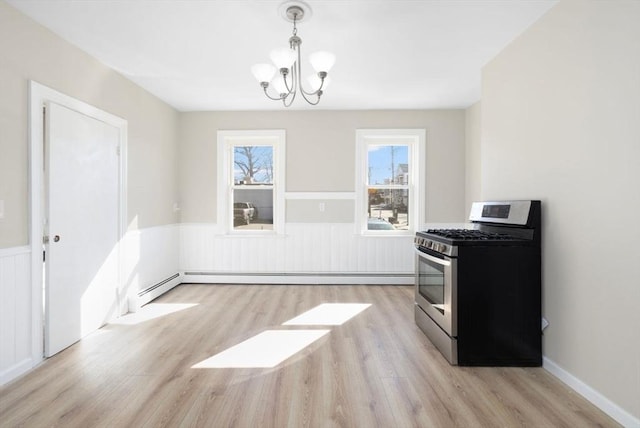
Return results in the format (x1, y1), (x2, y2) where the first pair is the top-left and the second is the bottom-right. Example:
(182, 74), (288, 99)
(44, 102), (120, 357)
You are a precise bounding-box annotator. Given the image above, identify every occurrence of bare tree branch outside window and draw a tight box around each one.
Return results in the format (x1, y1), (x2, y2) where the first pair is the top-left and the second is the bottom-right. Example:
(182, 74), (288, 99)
(234, 146), (273, 184)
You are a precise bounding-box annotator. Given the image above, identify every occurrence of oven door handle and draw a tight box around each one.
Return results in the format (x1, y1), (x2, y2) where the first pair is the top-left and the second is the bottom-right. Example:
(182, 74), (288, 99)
(414, 247), (452, 266)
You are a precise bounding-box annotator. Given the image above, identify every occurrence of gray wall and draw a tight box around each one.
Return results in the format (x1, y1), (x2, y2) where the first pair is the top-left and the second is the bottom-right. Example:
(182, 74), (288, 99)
(481, 0), (640, 419)
(0, 0), (179, 248)
(178, 110), (467, 225)
(464, 101), (482, 215)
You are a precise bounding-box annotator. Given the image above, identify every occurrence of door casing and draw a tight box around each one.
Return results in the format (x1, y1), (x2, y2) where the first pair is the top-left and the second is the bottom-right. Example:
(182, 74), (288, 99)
(29, 81), (128, 362)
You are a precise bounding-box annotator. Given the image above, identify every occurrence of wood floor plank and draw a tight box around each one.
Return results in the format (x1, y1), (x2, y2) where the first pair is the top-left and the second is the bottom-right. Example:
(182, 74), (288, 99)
(0, 284), (621, 427)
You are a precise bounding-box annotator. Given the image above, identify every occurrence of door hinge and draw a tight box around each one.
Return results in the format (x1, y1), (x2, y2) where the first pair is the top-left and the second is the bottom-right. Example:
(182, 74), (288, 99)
(116, 146), (121, 156)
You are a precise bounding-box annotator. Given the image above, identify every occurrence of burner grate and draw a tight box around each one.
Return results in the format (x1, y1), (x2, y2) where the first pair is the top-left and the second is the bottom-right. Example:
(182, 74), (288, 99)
(425, 229), (516, 241)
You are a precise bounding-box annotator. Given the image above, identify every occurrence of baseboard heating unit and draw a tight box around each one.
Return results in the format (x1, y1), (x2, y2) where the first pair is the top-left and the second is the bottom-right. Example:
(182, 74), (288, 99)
(137, 273), (181, 305)
(182, 271), (413, 285)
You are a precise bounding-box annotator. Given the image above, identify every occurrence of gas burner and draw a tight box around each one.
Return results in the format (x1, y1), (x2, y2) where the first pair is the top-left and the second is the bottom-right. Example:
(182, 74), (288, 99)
(425, 229), (515, 241)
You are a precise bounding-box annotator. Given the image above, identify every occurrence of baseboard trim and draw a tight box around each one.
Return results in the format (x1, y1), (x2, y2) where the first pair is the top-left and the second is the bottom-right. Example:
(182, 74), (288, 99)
(543, 357), (639, 427)
(182, 271), (413, 285)
(0, 358), (34, 386)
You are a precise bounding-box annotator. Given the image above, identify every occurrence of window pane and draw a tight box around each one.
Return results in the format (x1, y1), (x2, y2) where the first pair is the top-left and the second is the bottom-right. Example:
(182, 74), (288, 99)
(234, 146), (273, 184)
(233, 188), (273, 230)
(368, 188), (409, 230)
(367, 145), (409, 185)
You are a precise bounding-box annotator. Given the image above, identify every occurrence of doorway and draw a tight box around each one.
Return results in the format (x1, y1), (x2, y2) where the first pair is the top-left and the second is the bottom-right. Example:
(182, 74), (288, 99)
(30, 82), (127, 359)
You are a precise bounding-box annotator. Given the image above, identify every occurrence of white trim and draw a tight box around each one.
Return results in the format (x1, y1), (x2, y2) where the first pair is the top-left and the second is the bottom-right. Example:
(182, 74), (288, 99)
(285, 192), (356, 200)
(543, 357), (639, 428)
(29, 81), (128, 364)
(182, 272), (413, 285)
(0, 358), (34, 386)
(355, 129), (426, 236)
(0, 246), (30, 258)
(217, 130), (286, 235)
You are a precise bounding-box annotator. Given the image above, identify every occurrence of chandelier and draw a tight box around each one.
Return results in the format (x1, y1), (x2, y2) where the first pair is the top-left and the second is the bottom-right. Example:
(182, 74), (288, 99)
(251, 1), (336, 107)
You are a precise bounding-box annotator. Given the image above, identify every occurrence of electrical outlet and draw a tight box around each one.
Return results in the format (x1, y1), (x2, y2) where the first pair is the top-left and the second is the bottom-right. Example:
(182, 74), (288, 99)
(0, 200), (4, 220)
(319, 202), (325, 212)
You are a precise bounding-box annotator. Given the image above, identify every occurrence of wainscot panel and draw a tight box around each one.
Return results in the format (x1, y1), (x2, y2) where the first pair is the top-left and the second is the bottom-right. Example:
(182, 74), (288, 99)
(122, 224), (181, 309)
(179, 223), (414, 284)
(0, 246), (32, 386)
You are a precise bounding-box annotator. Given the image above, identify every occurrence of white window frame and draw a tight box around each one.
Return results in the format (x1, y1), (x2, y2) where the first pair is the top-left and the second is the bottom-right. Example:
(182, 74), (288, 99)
(217, 130), (286, 234)
(355, 129), (425, 235)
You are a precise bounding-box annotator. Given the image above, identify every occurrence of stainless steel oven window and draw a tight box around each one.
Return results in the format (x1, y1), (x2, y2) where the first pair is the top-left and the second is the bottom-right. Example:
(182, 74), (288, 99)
(418, 257), (446, 313)
(414, 249), (457, 337)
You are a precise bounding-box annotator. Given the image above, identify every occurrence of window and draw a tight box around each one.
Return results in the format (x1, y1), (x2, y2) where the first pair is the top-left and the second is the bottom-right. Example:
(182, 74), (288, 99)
(217, 130), (285, 233)
(355, 129), (425, 234)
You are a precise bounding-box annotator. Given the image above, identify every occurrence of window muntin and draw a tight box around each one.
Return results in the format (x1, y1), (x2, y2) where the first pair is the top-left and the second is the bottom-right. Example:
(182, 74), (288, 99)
(366, 145), (410, 231)
(356, 129), (424, 235)
(232, 146), (274, 230)
(217, 130), (285, 234)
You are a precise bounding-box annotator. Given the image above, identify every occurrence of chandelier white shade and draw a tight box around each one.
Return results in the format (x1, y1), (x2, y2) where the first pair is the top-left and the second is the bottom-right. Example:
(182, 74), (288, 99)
(309, 51), (336, 73)
(251, 1), (335, 107)
(251, 64), (277, 83)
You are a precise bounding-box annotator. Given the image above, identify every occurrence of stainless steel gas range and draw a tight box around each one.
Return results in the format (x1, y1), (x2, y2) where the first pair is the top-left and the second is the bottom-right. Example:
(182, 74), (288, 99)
(414, 200), (542, 366)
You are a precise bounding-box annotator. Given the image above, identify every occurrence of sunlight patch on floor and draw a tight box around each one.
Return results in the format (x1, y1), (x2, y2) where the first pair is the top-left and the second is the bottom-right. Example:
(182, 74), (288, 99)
(110, 303), (198, 325)
(192, 330), (330, 369)
(282, 303), (371, 326)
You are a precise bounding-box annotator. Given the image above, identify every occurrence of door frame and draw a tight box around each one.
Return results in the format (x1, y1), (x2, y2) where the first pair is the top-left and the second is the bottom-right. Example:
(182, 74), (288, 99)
(29, 81), (128, 362)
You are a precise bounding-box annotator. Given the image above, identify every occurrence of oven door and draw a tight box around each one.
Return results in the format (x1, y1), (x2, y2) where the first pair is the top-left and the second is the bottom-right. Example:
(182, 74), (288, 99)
(414, 247), (457, 337)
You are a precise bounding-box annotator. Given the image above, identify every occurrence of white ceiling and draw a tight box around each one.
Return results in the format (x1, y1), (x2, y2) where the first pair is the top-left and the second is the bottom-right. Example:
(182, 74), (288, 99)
(7, 0), (557, 111)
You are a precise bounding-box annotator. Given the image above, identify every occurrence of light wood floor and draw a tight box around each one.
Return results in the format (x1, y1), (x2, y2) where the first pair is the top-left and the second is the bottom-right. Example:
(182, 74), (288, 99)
(1, 284), (619, 427)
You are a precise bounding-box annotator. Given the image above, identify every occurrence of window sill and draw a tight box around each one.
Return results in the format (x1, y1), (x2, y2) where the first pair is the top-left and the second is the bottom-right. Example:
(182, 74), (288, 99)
(358, 231), (414, 238)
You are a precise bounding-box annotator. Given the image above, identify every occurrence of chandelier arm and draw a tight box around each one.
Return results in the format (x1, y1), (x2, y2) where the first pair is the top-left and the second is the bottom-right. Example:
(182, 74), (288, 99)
(282, 85), (296, 107)
(279, 68), (295, 95)
(282, 61), (299, 107)
(261, 84), (286, 101)
(300, 79), (324, 96)
(296, 40), (325, 97)
(283, 93), (296, 107)
(299, 90), (322, 105)
(264, 91), (286, 101)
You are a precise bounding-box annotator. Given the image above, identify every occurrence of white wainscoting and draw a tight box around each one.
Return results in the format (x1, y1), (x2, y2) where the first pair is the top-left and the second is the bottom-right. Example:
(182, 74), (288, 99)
(180, 223), (414, 284)
(0, 246), (33, 385)
(121, 224), (181, 309)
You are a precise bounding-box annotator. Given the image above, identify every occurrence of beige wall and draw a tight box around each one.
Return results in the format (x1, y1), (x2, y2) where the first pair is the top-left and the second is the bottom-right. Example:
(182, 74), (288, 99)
(464, 102), (482, 215)
(482, 0), (640, 419)
(178, 110), (466, 225)
(0, 0), (179, 248)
